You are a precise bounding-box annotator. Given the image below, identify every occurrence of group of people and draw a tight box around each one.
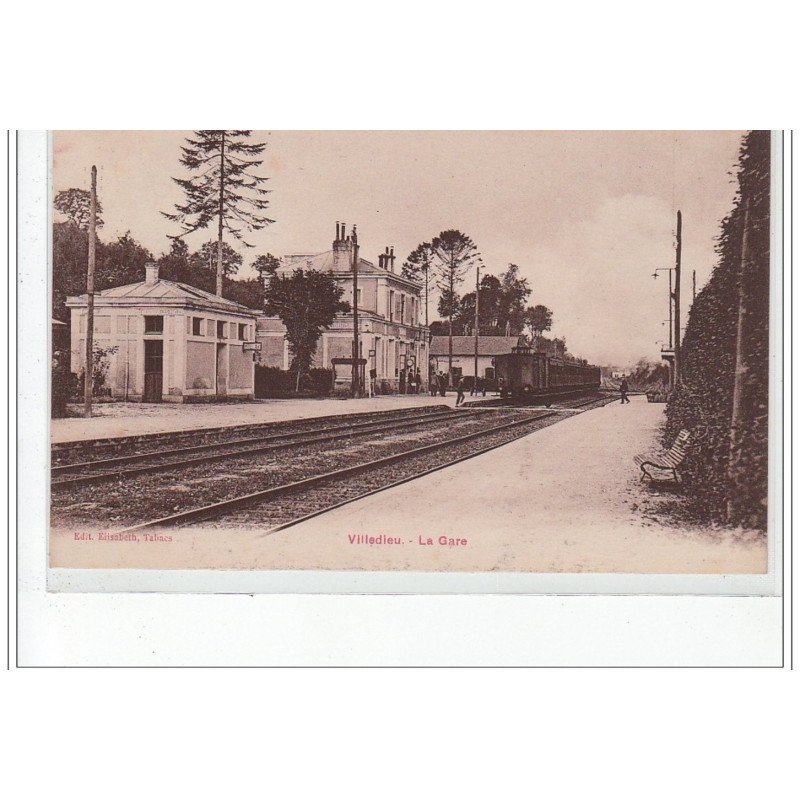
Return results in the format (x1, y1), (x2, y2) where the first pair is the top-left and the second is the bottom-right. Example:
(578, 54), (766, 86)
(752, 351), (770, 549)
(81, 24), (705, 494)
(430, 371), (449, 398)
(427, 371), (490, 407)
(398, 368), (424, 395)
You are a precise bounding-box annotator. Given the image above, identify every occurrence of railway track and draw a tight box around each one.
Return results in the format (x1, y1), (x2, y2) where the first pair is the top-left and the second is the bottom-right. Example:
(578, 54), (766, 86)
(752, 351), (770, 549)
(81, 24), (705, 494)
(51, 407), (469, 490)
(52, 392), (617, 531)
(117, 410), (559, 534)
(465, 391), (616, 411)
(51, 403), (452, 464)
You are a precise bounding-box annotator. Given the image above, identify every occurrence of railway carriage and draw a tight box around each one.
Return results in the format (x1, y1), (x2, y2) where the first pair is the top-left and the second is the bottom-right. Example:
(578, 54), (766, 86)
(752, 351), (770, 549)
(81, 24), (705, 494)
(494, 346), (600, 402)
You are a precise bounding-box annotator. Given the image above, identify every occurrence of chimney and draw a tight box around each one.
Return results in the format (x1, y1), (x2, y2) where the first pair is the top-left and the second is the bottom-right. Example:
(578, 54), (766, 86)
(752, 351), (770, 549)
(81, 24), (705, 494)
(389, 247), (395, 273)
(145, 262), (159, 285)
(332, 218), (353, 270)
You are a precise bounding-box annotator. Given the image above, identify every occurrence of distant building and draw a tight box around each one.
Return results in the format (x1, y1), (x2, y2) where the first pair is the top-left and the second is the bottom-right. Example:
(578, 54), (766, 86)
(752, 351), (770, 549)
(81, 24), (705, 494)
(66, 263), (260, 402)
(257, 223), (428, 392)
(430, 335), (525, 381)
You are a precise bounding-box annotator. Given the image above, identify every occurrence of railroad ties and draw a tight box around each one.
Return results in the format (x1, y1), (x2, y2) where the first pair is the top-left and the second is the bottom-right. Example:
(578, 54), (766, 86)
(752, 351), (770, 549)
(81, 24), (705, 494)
(52, 394), (618, 533)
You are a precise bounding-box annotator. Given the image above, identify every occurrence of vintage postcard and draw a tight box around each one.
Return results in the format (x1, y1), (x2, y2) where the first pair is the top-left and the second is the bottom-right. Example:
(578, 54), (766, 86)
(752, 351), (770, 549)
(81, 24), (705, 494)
(42, 130), (782, 593)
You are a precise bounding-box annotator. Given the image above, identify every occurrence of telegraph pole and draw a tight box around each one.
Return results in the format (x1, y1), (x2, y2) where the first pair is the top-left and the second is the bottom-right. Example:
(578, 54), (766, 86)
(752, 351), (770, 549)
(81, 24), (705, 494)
(473, 263), (480, 389)
(693, 269), (696, 302)
(351, 225), (360, 398)
(727, 199), (751, 524)
(673, 210), (682, 385)
(84, 165), (97, 417)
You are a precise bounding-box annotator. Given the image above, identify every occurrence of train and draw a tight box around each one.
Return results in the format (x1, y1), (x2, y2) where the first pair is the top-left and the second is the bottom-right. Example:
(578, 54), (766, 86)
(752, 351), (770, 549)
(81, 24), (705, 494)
(494, 346), (601, 402)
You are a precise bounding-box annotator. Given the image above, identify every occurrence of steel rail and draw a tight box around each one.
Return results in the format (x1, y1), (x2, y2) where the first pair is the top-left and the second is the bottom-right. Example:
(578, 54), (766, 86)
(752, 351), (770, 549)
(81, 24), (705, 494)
(117, 411), (557, 533)
(51, 403), (452, 459)
(51, 408), (480, 490)
(52, 406), (462, 475)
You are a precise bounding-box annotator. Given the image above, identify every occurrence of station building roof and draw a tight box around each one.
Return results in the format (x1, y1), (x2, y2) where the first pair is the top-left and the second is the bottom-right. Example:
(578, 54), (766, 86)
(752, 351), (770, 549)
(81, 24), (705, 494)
(430, 336), (525, 356)
(66, 275), (259, 317)
(279, 250), (422, 290)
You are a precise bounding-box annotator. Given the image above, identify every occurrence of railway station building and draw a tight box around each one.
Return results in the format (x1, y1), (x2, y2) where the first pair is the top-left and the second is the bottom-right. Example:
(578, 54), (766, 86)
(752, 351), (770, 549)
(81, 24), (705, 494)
(257, 223), (429, 393)
(66, 263), (261, 402)
(430, 335), (525, 382)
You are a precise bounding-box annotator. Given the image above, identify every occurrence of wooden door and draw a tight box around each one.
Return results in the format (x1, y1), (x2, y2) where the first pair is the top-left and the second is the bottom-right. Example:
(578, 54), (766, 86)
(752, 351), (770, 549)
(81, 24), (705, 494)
(143, 340), (163, 402)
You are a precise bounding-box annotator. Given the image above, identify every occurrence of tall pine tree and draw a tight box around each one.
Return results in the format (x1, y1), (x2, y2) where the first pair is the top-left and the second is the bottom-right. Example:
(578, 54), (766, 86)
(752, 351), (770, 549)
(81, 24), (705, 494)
(163, 130), (273, 296)
(430, 230), (480, 379)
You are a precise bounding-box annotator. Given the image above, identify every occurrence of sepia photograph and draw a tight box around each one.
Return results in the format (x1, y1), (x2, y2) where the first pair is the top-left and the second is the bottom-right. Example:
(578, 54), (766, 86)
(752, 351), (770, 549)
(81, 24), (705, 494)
(46, 130), (777, 580)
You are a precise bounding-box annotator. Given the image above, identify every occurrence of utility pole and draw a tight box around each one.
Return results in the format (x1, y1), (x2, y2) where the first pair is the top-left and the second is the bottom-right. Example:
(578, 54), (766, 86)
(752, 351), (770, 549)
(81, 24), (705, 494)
(351, 224), (360, 398)
(84, 165), (97, 417)
(667, 268), (674, 390)
(473, 262), (480, 388)
(727, 199), (750, 524)
(216, 131), (226, 297)
(425, 265), (429, 329)
(693, 269), (696, 302)
(673, 210), (682, 385)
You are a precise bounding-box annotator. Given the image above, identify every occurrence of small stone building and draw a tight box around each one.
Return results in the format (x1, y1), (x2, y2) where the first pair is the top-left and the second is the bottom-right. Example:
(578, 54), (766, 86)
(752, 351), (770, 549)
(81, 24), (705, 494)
(66, 263), (261, 402)
(430, 336), (525, 382)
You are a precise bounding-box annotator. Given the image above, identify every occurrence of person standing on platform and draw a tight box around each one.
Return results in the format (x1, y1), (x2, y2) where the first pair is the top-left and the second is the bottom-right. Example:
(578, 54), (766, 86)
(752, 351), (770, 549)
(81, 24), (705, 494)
(399, 368), (406, 395)
(438, 371), (447, 397)
(415, 369), (422, 394)
(430, 372), (438, 397)
(455, 375), (466, 407)
(620, 377), (630, 404)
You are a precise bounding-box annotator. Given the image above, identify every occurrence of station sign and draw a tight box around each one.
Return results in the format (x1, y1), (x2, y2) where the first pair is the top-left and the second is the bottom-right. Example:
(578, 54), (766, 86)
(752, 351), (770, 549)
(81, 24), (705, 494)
(243, 341), (262, 352)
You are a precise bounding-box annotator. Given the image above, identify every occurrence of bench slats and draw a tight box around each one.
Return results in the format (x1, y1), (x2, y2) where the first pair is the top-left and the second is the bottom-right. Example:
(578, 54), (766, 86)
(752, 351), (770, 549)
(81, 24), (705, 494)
(634, 430), (691, 476)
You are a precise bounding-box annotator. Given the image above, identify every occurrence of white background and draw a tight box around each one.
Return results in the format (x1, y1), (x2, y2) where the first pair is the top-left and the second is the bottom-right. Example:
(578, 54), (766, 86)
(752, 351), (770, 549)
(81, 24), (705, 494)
(3, 1), (797, 797)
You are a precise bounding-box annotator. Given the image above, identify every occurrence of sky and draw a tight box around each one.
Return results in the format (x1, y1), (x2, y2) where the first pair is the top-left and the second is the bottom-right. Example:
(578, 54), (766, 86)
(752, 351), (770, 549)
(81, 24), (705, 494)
(52, 130), (745, 367)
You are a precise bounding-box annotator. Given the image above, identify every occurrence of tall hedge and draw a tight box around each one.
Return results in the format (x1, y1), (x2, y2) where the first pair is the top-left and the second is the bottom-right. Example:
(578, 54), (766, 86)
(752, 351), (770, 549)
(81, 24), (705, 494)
(664, 130), (770, 529)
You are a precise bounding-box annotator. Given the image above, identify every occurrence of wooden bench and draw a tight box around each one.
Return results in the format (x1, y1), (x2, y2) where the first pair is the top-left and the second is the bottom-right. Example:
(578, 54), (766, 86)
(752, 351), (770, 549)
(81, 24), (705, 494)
(634, 429), (691, 483)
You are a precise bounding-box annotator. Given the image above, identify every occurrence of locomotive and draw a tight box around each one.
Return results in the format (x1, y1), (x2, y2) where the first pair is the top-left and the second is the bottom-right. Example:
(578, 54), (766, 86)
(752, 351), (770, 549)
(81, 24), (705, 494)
(494, 346), (600, 402)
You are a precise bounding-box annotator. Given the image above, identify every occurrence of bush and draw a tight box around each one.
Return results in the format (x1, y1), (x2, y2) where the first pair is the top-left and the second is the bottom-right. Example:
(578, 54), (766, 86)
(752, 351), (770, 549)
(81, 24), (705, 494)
(52, 357), (77, 418)
(255, 366), (332, 397)
(664, 131), (770, 529)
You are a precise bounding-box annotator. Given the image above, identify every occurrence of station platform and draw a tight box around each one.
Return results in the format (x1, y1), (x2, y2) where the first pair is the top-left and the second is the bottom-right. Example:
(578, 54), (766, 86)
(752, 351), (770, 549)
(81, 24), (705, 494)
(51, 392), (464, 444)
(50, 395), (767, 574)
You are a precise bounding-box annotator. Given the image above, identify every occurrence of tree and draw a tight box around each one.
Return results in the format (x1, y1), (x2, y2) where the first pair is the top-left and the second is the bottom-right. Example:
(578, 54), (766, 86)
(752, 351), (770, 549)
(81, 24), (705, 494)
(97, 232), (154, 290)
(402, 242), (434, 327)
(163, 130), (273, 296)
(252, 253), (282, 283)
(524, 304), (553, 343)
(224, 278), (265, 311)
(437, 288), (461, 323)
(454, 274), (504, 335)
(498, 264), (531, 334)
(157, 238), (194, 284)
(430, 230), (480, 379)
(52, 222), (90, 320)
(190, 240), (243, 280)
(54, 188), (104, 230)
(264, 269), (351, 391)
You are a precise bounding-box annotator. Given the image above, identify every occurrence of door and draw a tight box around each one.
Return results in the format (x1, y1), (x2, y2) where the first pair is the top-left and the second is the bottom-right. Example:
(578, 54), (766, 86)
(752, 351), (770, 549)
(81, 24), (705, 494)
(143, 340), (163, 402)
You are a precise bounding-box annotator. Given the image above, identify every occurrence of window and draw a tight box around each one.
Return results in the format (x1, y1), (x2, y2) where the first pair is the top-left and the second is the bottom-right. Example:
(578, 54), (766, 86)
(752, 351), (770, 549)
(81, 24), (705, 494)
(356, 288), (362, 306)
(400, 295), (406, 324)
(144, 315), (163, 334)
(238, 323), (247, 340)
(389, 290), (394, 321)
(192, 317), (203, 336)
(217, 321), (226, 339)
